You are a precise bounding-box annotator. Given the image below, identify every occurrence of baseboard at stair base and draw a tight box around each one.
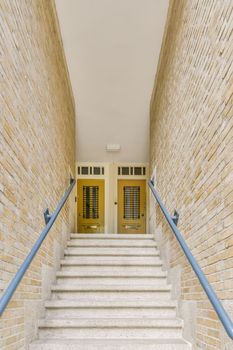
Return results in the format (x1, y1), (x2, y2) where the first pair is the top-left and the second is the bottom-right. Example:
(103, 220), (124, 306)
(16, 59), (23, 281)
(29, 338), (192, 350)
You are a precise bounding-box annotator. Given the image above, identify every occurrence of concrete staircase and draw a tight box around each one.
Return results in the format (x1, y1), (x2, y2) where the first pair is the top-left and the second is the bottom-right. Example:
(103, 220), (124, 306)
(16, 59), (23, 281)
(29, 234), (192, 350)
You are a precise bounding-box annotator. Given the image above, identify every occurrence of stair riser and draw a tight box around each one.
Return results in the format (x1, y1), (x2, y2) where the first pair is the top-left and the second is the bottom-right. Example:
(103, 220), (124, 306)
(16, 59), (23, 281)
(64, 248), (159, 256)
(60, 266), (164, 274)
(68, 239), (157, 247)
(61, 257), (162, 264)
(46, 308), (177, 319)
(30, 342), (191, 350)
(51, 291), (171, 300)
(56, 277), (167, 285)
(39, 328), (183, 339)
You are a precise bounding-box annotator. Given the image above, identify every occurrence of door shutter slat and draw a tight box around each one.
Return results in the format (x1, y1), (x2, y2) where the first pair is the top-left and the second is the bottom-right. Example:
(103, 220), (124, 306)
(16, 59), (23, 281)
(83, 186), (99, 219)
(123, 186), (140, 220)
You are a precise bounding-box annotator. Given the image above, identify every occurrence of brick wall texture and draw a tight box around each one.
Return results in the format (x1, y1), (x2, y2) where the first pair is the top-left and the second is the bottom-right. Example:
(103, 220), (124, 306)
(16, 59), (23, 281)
(150, 0), (233, 349)
(0, 1), (76, 349)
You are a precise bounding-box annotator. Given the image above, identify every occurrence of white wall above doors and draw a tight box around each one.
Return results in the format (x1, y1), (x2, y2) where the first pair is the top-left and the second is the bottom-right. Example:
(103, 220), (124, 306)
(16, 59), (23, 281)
(55, 0), (169, 162)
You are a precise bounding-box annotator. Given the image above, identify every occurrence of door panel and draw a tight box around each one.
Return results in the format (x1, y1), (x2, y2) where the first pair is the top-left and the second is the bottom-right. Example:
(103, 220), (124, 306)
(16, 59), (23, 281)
(77, 179), (105, 233)
(118, 180), (146, 234)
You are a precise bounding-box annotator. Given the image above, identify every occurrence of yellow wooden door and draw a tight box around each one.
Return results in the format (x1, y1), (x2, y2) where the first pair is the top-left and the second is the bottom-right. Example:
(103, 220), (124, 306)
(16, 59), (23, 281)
(77, 179), (105, 233)
(118, 180), (146, 234)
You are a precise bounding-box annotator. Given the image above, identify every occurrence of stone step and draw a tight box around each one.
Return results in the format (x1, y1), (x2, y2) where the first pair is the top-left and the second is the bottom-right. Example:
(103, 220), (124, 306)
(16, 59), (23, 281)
(56, 270), (167, 284)
(51, 284), (171, 292)
(45, 300), (177, 319)
(38, 318), (183, 339)
(64, 247), (159, 256)
(68, 239), (157, 247)
(51, 284), (171, 300)
(60, 265), (164, 274)
(46, 307), (176, 319)
(70, 233), (154, 239)
(30, 338), (192, 350)
(29, 232), (191, 349)
(60, 256), (162, 265)
(56, 276), (167, 286)
(56, 270), (167, 278)
(45, 299), (177, 309)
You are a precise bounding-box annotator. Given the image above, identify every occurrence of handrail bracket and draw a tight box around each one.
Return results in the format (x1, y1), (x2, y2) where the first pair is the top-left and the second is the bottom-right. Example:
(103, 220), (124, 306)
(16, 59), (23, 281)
(171, 210), (179, 226)
(44, 208), (52, 225)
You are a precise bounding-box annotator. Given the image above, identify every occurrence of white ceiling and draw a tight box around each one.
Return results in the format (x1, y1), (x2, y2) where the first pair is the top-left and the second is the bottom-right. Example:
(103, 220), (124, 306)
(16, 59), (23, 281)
(55, 0), (169, 162)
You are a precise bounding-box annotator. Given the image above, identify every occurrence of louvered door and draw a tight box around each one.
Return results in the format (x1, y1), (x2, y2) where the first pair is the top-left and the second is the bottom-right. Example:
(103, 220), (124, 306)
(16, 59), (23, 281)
(77, 179), (105, 233)
(118, 180), (146, 233)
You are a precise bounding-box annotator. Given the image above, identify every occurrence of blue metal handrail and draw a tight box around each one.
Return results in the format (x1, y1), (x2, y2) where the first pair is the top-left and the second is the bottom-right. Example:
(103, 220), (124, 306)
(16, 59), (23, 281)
(0, 178), (76, 316)
(148, 179), (233, 339)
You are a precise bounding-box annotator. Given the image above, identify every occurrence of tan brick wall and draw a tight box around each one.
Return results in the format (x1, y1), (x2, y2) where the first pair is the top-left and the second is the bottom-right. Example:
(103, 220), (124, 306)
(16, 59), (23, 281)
(0, 1), (75, 349)
(150, 1), (233, 349)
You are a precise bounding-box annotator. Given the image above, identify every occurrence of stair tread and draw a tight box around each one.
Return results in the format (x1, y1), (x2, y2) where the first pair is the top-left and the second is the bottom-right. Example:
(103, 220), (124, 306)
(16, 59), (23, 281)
(64, 248), (159, 256)
(68, 240), (157, 247)
(64, 254), (159, 257)
(30, 338), (192, 350)
(56, 271), (167, 277)
(60, 258), (162, 266)
(45, 300), (177, 308)
(51, 284), (171, 291)
(31, 338), (189, 344)
(59, 267), (164, 274)
(66, 246), (157, 249)
(39, 318), (183, 328)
